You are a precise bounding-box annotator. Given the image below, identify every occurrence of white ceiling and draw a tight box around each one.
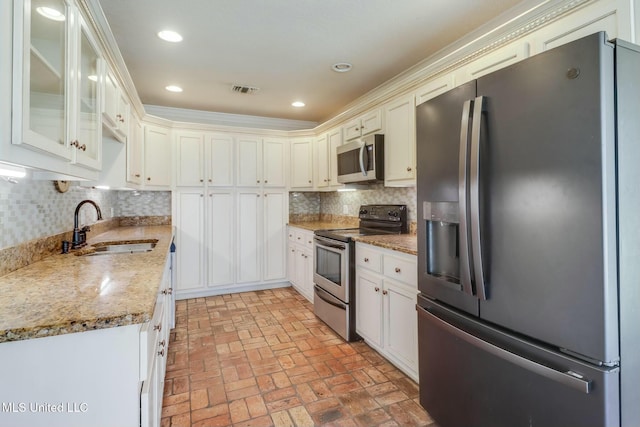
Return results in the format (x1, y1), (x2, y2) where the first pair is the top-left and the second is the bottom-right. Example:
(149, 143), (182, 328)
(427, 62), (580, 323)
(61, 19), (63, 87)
(98, 0), (527, 124)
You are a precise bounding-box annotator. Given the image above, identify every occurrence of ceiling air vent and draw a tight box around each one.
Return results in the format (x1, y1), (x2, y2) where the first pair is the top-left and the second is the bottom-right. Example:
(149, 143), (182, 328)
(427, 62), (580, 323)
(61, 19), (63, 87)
(231, 84), (260, 95)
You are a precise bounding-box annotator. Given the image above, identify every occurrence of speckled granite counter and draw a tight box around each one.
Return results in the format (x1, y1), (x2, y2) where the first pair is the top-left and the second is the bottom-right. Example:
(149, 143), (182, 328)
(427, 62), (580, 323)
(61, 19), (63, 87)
(0, 225), (174, 343)
(353, 234), (418, 256)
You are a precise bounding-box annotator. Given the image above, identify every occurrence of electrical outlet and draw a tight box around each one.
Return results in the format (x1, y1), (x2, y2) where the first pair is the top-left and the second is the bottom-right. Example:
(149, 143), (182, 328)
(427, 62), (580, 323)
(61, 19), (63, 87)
(343, 204), (349, 214)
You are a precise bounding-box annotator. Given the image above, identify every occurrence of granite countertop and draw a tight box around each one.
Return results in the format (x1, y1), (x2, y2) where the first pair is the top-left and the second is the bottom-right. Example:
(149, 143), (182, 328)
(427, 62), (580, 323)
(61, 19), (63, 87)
(0, 225), (174, 343)
(353, 234), (418, 256)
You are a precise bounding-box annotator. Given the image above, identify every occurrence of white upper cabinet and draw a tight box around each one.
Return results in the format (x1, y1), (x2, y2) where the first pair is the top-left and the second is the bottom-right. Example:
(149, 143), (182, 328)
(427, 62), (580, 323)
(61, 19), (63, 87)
(127, 113), (143, 185)
(263, 138), (287, 187)
(455, 41), (530, 86)
(316, 128), (343, 190)
(144, 124), (171, 187)
(415, 74), (456, 106)
(290, 137), (314, 189)
(208, 134), (234, 186)
(176, 131), (205, 187)
(236, 136), (286, 187)
(102, 68), (129, 143)
(12, 0), (102, 174)
(344, 108), (384, 141)
(384, 93), (416, 186)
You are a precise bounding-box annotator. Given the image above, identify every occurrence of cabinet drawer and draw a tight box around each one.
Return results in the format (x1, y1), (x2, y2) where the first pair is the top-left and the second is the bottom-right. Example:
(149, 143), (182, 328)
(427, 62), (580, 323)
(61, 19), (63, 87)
(383, 255), (416, 287)
(356, 245), (382, 273)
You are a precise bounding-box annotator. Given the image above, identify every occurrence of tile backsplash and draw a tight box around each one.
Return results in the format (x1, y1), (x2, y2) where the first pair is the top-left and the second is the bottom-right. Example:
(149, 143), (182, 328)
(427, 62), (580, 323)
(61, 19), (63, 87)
(0, 179), (170, 250)
(290, 184), (417, 222)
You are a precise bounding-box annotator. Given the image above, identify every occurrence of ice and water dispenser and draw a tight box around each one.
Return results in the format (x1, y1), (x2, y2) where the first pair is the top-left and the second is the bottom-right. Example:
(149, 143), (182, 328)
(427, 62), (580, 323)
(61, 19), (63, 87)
(423, 201), (461, 286)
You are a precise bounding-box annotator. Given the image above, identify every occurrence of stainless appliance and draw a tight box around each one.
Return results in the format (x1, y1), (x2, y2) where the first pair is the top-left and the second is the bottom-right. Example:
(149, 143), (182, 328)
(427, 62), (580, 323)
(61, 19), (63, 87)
(314, 204), (407, 341)
(336, 134), (384, 184)
(416, 32), (640, 427)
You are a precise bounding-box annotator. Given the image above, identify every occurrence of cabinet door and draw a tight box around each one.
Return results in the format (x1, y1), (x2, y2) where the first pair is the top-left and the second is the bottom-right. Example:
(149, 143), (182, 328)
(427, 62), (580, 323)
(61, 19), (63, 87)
(315, 135), (329, 188)
(176, 131), (204, 186)
(103, 71), (119, 128)
(263, 138), (286, 187)
(144, 125), (171, 186)
(290, 138), (314, 188)
(302, 247), (314, 301)
(127, 115), (143, 184)
(384, 94), (416, 185)
(344, 118), (362, 141)
(416, 74), (456, 106)
(176, 191), (205, 291)
(237, 190), (261, 283)
(207, 189), (235, 287)
(15, 0), (72, 160)
(360, 108), (383, 136)
(356, 270), (383, 348)
(72, 19), (102, 170)
(208, 134), (234, 186)
(383, 280), (418, 375)
(236, 136), (262, 187)
(263, 190), (286, 281)
(294, 247), (306, 292)
(287, 244), (298, 286)
(327, 128), (343, 189)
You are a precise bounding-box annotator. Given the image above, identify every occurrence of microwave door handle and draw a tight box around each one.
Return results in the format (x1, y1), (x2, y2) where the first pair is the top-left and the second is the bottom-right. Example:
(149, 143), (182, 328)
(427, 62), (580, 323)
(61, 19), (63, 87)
(470, 96), (487, 300)
(458, 99), (474, 297)
(359, 142), (367, 176)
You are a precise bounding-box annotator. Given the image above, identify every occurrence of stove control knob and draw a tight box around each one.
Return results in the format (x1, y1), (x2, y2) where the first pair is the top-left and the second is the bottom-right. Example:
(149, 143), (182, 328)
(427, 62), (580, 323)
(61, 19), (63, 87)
(388, 211), (398, 217)
(359, 209), (368, 215)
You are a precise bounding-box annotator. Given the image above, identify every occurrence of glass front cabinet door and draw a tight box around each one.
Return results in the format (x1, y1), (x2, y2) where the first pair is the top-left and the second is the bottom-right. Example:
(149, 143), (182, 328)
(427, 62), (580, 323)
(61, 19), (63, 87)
(13, 0), (102, 171)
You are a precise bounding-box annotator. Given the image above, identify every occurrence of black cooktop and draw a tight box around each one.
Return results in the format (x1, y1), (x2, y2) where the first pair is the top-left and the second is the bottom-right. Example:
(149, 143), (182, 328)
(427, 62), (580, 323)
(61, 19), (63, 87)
(314, 205), (408, 243)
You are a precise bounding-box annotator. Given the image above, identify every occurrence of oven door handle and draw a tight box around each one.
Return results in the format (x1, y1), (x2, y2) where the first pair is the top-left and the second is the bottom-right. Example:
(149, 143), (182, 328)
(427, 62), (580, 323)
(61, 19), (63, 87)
(314, 285), (346, 309)
(314, 236), (346, 250)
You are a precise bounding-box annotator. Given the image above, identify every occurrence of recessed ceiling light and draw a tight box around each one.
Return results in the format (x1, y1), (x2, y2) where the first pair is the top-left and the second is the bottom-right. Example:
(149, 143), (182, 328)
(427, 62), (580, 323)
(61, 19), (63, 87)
(332, 62), (352, 73)
(165, 85), (183, 93)
(36, 6), (65, 21)
(157, 30), (183, 43)
(291, 101), (305, 108)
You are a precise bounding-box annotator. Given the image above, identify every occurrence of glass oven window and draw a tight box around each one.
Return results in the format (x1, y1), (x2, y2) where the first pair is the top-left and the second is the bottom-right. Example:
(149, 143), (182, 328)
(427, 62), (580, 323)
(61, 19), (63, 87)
(316, 246), (342, 286)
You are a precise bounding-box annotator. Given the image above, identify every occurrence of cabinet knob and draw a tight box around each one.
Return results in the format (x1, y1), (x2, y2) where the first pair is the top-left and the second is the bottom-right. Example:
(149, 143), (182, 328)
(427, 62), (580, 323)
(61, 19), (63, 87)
(200, 179), (203, 182)
(209, 193), (212, 197)
(147, 177), (151, 181)
(308, 180), (312, 183)
(154, 323), (162, 331)
(395, 267), (401, 273)
(374, 287), (380, 292)
(297, 237), (301, 240)
(364, 257), (369, 262)
(208, 179), (212, 182)
(407, 167), (412, 172)
(257, 194), (260, 197)
(382, 290), (388, 295)
(264, 180), (268, 184)
(291, 249), (295, 252)
(257, 180), (260, 183)
(308, 240), (312, 244)
(135, 174), (141, 178)
(159, 340), (166, 347)
(158, 349), (165, 357)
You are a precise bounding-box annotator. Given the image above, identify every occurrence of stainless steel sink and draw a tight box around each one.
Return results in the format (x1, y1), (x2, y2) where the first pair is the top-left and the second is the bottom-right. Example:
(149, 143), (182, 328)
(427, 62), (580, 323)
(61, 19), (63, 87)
(77, 240), (158, 256)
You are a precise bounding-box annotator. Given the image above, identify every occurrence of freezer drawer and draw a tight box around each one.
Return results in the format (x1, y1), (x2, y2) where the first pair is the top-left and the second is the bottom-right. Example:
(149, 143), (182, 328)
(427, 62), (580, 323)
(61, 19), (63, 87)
(417, 298), (620, 427)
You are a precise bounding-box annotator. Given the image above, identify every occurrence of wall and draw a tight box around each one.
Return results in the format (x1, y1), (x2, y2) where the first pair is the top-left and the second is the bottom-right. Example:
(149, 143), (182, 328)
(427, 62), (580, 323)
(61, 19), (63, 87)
(0, 179), (170, 250)
(289, 185), (417, 222)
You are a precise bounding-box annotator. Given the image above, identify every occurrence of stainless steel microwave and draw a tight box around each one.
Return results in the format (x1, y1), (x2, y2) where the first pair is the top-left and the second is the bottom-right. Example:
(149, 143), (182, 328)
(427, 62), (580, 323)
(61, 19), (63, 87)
(336, 134), (384, 184)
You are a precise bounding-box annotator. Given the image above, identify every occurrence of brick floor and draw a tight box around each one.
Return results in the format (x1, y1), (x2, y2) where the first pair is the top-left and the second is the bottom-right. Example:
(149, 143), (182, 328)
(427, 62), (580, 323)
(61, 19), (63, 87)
(161, 287), (437, 427)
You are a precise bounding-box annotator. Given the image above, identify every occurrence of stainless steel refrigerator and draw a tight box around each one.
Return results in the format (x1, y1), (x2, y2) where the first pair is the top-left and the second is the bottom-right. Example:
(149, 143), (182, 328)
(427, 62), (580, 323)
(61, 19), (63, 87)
(416, 32), (640, 427)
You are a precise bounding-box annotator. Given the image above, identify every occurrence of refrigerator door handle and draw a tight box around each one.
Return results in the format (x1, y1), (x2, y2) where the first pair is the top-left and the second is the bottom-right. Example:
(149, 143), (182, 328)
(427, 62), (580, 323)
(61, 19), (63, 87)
(458, 99), (474, 296)
(470, 96), (488, 300)
(417, 304), (593, 394)
(359, 142), (367, 176)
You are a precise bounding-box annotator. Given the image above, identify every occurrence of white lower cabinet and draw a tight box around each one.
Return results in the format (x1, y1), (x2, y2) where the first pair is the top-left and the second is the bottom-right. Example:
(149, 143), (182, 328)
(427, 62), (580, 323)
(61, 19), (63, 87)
(0, 252), (173, 427)
(355, 242), (418, 381)
(287, 226), (315, 302)
(176, 188), (287, 299)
